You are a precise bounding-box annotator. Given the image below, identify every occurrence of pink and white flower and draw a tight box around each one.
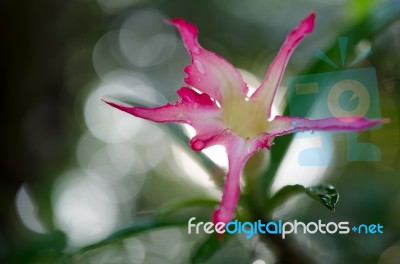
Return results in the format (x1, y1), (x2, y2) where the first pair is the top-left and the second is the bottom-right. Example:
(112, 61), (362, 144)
(105, 12), (382, 225)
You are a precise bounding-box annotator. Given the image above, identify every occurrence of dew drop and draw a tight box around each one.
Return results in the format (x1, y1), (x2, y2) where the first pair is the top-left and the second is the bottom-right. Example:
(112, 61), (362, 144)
(194, 60), (206, 74)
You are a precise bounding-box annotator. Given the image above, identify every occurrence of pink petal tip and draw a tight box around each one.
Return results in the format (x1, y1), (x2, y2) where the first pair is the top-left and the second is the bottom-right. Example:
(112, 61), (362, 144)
(303, 12), (315, 33)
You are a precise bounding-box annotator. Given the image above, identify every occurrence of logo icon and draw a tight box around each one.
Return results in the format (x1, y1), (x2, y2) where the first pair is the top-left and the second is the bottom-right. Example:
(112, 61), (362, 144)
(287, 37), (382, 165)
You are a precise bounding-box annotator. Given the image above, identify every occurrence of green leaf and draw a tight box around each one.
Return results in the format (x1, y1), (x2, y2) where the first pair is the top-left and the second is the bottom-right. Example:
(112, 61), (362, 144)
(158, 197), (219, 217)
(75, 215), (187, 256)
(267, 184), (339, 212)
(305, 184), (339, 211)
(191, 234), (226, 264)
(347, 0), (377, 21)
(14, 231), (67, 264)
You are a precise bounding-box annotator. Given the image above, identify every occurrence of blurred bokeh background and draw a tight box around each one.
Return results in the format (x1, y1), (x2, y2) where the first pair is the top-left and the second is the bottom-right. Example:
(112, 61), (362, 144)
(2, 0), (400, 263)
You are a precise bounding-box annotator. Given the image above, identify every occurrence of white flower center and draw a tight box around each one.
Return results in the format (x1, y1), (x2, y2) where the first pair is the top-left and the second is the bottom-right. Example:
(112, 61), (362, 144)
(222, 95), (267, 138)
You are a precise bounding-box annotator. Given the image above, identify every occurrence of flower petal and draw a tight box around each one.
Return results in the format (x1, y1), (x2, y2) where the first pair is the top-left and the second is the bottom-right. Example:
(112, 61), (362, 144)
(169, 18), (248, 104)
(267, 115), (382, 136)
(212, 134), (257, 224)
(103, 88), (226, 151)
(251, 12), (315, 118)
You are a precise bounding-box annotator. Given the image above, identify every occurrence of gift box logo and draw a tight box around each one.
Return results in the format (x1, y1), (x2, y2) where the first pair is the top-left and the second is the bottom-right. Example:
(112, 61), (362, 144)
(287, 37), (382, 166)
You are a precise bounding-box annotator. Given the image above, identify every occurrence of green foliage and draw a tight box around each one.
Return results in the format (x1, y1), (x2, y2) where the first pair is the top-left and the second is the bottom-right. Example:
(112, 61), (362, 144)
(158, 197), (220, 217)
(267, 184), (339, 212)
(190, 234), (226, 264)
(76, 216), (187, 256)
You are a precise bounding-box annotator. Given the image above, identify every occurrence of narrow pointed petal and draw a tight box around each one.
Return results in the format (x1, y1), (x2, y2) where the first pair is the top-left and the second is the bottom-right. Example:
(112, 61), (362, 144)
(212, 135), (256, 224)
(267, 115), (382, 137)
(104, 88), (226, 151)
(169, 18), (248, 104)
(251, 12), (315, 118)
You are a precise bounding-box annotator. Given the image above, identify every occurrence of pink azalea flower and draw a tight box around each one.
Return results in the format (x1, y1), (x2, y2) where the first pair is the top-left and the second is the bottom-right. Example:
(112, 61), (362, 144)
(104, 12), (382, 225)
